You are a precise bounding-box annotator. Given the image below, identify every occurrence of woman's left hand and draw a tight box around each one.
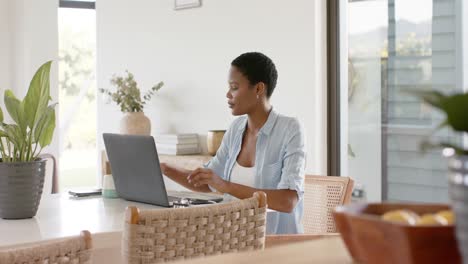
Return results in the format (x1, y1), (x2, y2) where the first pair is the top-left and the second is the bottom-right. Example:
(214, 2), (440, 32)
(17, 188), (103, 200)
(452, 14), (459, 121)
(187, 168), (228, 192)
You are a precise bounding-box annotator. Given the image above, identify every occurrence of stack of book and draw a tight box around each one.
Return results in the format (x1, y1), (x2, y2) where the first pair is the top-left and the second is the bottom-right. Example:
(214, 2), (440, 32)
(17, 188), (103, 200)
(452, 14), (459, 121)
(155, 134), (200, 155)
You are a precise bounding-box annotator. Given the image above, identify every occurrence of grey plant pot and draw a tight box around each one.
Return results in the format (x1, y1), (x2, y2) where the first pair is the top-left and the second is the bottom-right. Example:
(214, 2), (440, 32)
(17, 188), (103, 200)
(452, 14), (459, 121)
(447, 154), (468, 264)
(0, 159), (46, 219)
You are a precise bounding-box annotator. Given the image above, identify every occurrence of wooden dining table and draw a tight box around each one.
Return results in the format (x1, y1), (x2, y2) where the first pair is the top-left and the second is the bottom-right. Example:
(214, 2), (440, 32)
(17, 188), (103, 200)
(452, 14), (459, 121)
(173, 236), (354, 264)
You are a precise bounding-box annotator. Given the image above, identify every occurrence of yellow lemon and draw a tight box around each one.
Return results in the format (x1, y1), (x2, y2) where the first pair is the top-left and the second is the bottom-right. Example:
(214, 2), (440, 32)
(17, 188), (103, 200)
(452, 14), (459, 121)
(415, 214), (443, 226)
(435, 210), (455, 225)
(381, 210), (420, 225)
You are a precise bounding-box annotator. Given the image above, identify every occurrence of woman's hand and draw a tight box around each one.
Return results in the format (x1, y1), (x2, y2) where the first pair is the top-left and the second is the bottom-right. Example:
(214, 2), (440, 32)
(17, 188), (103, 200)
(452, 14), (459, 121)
(160, 162), (169, 175)
(187, 168), (228, 192)
(160, 163), (211, 193)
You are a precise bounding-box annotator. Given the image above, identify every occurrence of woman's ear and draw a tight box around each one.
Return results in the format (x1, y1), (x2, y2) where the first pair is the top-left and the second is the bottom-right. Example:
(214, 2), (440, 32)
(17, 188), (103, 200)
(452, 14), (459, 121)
(256, 82), (266, 98)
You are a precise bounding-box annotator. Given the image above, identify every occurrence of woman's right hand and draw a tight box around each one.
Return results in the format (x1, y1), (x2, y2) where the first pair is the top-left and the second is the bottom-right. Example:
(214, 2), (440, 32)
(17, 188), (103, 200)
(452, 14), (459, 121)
(160, 162), (169, 175)
(160, 163), (212, 193)
(187, 168), (228, 192)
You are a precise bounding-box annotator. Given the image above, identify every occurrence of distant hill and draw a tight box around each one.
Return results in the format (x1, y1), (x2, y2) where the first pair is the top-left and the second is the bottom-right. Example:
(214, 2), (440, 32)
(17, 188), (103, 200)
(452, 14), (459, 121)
(350, 19), (432, 54)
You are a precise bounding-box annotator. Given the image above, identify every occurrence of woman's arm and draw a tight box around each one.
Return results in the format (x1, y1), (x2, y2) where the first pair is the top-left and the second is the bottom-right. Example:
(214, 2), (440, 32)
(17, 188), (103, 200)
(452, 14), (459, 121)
(188, 168), (298, 213)
(160, 163), (211, 193)
(223, 182), (298, 213)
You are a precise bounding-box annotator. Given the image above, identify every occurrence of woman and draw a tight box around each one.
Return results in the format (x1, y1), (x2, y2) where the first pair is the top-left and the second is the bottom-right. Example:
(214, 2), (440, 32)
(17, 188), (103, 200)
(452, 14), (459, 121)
(161, 52), (306, 234)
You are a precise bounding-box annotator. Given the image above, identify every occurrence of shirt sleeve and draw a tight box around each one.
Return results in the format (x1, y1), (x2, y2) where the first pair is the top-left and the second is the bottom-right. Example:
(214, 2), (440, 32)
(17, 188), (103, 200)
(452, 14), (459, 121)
(276, 118), (306, 200)
(204, 118), (240, 179)
(203, 125), (234, 192)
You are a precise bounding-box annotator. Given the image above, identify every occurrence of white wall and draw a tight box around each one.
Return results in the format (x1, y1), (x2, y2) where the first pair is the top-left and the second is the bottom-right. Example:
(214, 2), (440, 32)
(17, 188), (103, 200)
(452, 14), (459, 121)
(1, 0), (59, 193)
(0, 0), (11, 101)
(97, 0), (328, 182)
(1, 0), (58, 136)
(9, 0), (58, 100)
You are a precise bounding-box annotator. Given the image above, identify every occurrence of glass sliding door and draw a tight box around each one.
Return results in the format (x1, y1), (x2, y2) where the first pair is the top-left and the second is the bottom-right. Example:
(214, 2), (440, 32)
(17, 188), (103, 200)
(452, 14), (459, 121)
(341, 0), (466, 202)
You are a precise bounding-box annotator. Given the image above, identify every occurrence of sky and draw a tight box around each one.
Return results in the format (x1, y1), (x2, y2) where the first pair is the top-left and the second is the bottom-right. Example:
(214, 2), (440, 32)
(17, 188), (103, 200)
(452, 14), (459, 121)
(58, 7), (95, 28)
(349, 0), (432, 35)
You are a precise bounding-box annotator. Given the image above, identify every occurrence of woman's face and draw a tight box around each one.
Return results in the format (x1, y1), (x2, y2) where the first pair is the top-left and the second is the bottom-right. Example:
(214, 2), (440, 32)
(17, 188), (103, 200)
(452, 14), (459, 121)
(226, 66), (258, 116)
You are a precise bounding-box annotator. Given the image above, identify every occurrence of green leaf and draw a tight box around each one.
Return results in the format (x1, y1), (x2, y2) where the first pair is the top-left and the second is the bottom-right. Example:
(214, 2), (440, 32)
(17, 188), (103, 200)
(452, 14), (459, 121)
(23, 61), (52, 129)
(4, 90), (26, 133)
(1, 124), (23, 148)
(407, 89), (468, 153)
(441, 93), (468, 132)
(0, 106), (3, 123)
(34, 104), (56, 148)
(407, 90), (468, 133)
(151, 81), (164, 92)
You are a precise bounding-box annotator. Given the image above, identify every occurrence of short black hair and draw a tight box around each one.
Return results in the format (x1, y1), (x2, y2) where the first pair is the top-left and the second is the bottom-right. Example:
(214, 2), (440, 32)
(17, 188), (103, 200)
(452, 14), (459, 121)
(231, 52), (278, 98)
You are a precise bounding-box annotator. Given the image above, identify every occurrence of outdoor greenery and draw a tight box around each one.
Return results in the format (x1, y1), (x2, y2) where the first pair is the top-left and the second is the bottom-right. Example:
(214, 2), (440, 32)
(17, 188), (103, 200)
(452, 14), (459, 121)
(58, 8), (98, 189)
(0, 61), (56, 162)
(99, 71), (164, 113)
(411, 90), (468, 155)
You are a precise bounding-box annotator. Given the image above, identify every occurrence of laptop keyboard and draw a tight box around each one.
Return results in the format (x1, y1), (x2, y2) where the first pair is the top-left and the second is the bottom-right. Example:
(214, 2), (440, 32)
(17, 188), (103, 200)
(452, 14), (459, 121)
(168, 196), (180, 202)
(167, 190), (223, 202)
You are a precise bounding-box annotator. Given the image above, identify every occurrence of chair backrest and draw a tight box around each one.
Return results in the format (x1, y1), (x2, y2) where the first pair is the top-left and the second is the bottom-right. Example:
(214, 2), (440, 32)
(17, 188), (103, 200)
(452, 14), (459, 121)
(303, 175), (354, 233)
(0, 230), (93, 264)
(123, 192), (267, 263)
(40, 153), (59, 194)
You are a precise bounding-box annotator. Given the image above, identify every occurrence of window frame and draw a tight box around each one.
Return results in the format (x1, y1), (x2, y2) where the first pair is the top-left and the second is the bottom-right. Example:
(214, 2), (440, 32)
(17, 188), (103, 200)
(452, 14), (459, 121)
(327, 0), (342, 176)
(59, 0), (95, 9)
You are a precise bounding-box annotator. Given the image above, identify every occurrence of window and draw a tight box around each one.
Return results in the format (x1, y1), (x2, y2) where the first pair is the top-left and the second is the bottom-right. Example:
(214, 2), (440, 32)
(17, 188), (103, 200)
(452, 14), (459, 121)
(58, 1), (97, 190)
(331, 0), (466, 202)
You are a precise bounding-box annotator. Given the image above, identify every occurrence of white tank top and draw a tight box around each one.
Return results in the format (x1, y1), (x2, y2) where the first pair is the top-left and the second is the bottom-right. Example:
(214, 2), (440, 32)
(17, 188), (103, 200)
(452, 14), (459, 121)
(230, 162), (256, 187)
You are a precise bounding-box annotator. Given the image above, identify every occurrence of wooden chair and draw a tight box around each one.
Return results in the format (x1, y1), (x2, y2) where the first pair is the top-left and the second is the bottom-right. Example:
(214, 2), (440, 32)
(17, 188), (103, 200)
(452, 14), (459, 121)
(40, 153), (59, 194)
(302, 175), (354, 233)
(0, 230), (93, 264)
(123, 192), (267, 263)
(262, 176), (353, 249)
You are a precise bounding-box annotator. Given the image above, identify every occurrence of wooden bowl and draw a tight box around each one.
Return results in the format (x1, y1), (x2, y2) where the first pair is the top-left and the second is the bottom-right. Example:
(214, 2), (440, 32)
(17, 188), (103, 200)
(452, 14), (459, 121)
(333, 203), (461, 264)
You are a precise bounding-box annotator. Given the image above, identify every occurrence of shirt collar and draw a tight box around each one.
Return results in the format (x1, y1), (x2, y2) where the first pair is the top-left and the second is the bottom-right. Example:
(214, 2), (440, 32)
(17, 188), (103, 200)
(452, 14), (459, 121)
(237, 107), (278, 136)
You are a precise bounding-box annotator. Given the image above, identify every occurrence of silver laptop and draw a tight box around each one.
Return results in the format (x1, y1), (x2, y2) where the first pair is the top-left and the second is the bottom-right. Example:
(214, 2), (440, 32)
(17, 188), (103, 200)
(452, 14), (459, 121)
(103, 133), (222, 207)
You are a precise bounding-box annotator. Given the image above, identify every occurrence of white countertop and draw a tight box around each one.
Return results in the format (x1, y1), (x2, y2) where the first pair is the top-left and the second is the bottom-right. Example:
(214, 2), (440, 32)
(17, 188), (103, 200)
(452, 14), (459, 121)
(0, 194), (164, 247)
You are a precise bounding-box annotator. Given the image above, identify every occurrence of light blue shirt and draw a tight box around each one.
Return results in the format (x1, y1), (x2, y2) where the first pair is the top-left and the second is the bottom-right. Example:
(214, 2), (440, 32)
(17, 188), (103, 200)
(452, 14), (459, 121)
(204, 108), (306, 234)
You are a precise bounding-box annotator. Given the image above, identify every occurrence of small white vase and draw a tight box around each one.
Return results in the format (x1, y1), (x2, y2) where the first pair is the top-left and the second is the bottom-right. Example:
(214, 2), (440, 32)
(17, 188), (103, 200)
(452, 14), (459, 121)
(120, 112), (151, 135)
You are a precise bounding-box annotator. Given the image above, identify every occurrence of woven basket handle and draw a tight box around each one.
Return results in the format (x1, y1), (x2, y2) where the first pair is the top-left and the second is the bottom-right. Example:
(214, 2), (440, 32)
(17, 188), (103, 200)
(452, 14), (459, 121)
(254, 191), (267, 208)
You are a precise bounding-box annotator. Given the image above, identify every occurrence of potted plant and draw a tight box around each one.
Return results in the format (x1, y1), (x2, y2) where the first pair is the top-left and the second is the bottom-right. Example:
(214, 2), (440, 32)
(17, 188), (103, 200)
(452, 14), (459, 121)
(99, 71), (164, 135)
(411, 90), (468, 262)
(0, 61), (57, 219)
